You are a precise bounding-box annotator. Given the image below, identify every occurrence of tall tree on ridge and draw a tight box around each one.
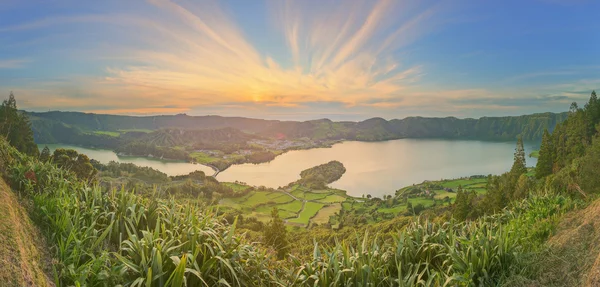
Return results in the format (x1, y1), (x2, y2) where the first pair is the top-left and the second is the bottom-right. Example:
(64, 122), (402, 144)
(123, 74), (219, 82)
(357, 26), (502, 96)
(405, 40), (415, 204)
(535, 129), (554, 179)
(510, 135), (527, 178)
(0, 92), (39, 157)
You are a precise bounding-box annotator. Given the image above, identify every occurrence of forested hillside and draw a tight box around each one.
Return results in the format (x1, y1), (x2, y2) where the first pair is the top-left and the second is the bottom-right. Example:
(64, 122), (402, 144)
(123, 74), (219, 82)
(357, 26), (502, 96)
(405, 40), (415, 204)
(28, 110), (567, 144)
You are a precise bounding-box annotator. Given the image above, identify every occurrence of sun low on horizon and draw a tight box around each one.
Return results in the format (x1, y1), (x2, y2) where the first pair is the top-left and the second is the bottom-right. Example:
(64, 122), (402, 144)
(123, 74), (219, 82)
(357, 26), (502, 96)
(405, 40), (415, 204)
(1, 0), (599, 121)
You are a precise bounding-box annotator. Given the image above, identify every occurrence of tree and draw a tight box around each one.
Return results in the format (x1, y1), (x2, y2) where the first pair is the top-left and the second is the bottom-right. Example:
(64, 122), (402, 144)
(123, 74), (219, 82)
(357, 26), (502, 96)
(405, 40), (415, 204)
(553, 125), (567, 171)
(565, 108), (588, 161)
(453, 185), (478, 220)
(570, 102), (579, 114)
(585, 91), (599, 137)
(510, 136), (527, 177)
(535, 129), (554, 178)
(0, 92), (39, 156)
(579, 126), (600, 194)
(513, 174), (531, 200)
(484, 175), (509, 212)
(39, 146), (51, 162)
(52, 148), (97, 182)
(412, 203), (425, 215)
(263, 207), (289, 260)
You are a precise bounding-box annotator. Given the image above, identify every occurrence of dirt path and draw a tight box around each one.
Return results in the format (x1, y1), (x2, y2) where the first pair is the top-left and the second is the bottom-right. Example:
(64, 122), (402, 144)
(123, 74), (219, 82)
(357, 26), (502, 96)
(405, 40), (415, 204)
(0, 179), (54, 287)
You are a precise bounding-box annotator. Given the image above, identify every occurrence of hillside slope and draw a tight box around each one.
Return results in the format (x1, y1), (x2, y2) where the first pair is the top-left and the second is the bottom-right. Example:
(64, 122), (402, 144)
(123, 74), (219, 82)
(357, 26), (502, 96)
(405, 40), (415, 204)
(0, 178), (53, 286)
(525, 198), (600, 286)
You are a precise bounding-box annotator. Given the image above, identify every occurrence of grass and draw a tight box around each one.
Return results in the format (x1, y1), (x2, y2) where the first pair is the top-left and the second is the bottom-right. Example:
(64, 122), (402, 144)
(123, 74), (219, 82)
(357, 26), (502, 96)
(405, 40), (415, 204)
(190, 151), (220, 164)
(92, 130), (120, 137)
(312, 203), (342, 225)
(433, 190), (455, 200)
(6, 153), (277, 286)
(317, 194), (346, 203)
(408, 197), (436, 207)
(299, 192), (329, 201)
(0, 179), (52, 286)
(244, 191), (293, 208)
(440, 178), (487, 189)
(529, 150), (540, 158)
(342, 201), (353, 211)
(288, 202), (326, 225)
(1, 136), (586, 286)
(377, 205), (406, 214)
(219, 197), (245, 209)
(254, 206), (297, 219)
(290, 188), (305, 198)
(391, 177), (490, 215)
(118, 128), (153, 133)
(310, 189), (338, 194)
(278, 201), (303, 213)
(222, 182), (251, 193)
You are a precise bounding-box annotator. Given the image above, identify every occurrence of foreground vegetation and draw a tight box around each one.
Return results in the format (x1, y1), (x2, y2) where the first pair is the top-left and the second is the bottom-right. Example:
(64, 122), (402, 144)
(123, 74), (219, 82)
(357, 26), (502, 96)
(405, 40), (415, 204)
(1, 91), (599, 286)
(2, 137), (582, 285)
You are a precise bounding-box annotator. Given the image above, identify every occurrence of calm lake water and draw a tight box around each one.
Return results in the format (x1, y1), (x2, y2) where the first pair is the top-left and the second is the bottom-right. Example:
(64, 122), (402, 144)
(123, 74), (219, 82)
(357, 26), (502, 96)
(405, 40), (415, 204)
(39, 144), (215, 176)
(217, 139), (538, 198)
(42, 139), (538, 198)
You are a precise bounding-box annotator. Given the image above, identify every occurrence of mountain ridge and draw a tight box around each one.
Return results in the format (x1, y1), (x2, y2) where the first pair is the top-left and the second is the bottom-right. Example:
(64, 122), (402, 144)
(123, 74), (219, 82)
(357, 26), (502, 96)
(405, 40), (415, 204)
(27, 110), (569, 144)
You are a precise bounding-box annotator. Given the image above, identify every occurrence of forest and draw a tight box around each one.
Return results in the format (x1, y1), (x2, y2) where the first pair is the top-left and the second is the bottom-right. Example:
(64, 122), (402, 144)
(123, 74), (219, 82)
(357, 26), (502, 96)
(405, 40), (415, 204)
(1, 91), (600, 286)
(29, 109), (567, 146)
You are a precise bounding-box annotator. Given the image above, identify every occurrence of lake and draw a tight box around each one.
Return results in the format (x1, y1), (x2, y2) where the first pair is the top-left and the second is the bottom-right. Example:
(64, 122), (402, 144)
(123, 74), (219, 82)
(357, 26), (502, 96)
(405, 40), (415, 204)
(217, 139), (538, 197)
(39, 144), (215, 176)
(42, 139), (538, 198)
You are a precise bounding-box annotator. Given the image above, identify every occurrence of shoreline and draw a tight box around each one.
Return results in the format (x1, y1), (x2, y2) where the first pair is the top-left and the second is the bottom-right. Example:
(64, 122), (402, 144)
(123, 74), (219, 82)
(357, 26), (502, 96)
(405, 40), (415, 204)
(38, 140), (539, 193)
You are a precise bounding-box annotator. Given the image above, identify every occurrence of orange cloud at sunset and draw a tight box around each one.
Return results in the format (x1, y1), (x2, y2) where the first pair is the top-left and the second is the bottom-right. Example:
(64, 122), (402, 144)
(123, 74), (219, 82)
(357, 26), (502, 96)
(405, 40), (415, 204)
(3, 0), (598, 119)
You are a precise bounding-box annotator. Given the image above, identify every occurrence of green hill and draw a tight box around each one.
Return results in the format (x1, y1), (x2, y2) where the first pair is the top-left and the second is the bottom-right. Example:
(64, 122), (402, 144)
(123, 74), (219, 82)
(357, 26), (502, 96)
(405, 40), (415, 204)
(28, 110), (568, 146)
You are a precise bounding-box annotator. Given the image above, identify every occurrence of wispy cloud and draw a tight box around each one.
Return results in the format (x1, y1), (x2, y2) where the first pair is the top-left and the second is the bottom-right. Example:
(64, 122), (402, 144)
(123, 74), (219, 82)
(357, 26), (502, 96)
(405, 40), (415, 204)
(4, 0), (595, 119)
(0, 59), (30, 69)
(3, 0), (453, 114)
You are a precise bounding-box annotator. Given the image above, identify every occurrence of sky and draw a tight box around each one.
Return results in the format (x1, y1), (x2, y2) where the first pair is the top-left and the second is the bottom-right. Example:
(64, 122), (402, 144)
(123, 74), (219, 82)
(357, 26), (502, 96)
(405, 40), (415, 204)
(0, 0), (599, 121)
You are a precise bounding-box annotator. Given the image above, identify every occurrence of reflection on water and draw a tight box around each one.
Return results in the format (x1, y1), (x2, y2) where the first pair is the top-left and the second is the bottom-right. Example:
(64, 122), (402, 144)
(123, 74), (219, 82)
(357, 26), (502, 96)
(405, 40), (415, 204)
(39, 144), (214, 177)
(42, 139), (538, 198)
(217, 139), (538, 197)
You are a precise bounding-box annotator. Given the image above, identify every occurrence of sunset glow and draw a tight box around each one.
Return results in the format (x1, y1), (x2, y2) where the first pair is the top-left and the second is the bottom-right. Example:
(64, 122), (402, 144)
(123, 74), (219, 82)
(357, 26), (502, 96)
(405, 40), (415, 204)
(1, 0), (599, 119)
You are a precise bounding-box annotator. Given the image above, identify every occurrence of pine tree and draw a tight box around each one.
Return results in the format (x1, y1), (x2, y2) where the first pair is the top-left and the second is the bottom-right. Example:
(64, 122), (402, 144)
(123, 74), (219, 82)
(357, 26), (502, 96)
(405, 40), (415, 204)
(580, 125), (600, 194)
(510, 136), (527, 177)
(585, 91), (599, 137)
(0, 92), (39, 157)
(513, 174), (530, 199)
(263, 207), (289, 259)
(566, 109), (588, 161)
(535, 129), (553, 178)
(553, 125), (567, 170)
(453, 185), (467, 220)
(39, 146), (51, 162)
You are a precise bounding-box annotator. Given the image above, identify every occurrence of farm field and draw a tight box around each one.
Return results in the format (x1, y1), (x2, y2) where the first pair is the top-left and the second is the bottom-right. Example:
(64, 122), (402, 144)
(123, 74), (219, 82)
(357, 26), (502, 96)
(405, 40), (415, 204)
(218, 182), (356, 226)
(287, 202), (326, 225)
(312, 203), (342, 224)
(217, 175), (490, 227)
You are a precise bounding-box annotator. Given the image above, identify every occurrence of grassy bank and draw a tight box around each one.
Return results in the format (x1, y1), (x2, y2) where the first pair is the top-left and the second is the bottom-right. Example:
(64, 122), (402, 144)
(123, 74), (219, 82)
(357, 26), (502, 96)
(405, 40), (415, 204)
(0, 178), (53, 286)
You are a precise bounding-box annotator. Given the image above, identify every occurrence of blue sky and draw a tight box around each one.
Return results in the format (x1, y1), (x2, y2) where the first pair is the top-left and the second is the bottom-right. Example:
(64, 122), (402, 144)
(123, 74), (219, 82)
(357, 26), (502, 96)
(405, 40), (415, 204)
(0, 0), (599, 120)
